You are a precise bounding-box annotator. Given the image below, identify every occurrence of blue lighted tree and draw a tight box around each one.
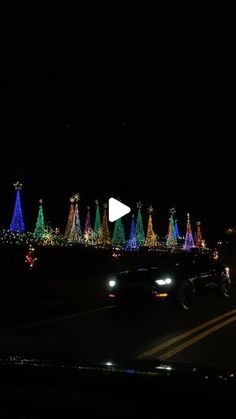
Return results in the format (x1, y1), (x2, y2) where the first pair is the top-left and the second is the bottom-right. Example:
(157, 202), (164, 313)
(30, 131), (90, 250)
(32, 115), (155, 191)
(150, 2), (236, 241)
(9, 181), (25, 233)
(125, 215), (139, 251)
(174, 219), (181, 240)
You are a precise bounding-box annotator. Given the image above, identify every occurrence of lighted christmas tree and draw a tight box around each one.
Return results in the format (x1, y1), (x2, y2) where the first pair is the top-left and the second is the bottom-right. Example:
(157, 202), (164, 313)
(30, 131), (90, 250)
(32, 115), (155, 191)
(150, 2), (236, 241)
(135, 201), (145, 246)
(196, 221), (204, 249)
(64, 197), (75, 239)
(166, 208), (177, 248)
(145, 206), (157, 248)
(174, 219), (181, 240)
(93, 200), (101, 241)
(125, 215), (139, 251)
(98, 203), (111, 246)
(9, 181), (25, 233)
(84, 206), (94, 245)
(69, 194), (83, 243)
(112, 218), (125, 248)
(34, 199), (45, 239)
(183, 213), (195, 251)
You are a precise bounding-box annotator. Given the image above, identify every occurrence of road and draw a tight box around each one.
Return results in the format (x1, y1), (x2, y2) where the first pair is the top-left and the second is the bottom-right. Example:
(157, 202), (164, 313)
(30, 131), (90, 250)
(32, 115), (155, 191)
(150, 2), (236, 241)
(1, 276), (236, 369)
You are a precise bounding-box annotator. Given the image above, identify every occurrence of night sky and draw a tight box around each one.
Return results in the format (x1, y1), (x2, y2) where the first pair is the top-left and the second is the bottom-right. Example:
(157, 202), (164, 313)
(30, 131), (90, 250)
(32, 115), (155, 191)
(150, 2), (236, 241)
(1, 13), (236, 240)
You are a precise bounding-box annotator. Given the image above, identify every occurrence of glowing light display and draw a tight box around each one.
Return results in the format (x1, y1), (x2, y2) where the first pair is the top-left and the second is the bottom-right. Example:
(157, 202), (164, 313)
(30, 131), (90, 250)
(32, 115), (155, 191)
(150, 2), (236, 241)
(174, 219), (181, 240)
(9, 181), (25, 233)
(183, 213), (195, 251)
(112, 218), (125, 248)
(125, 215), (139, 251)
(64, 197), (75, 239)
(69, 201), (83, 243)
(34, 199), (45, 239)
(93, 200), (101, 242)
(145, 206), (157, 248)
(166, 208), (177, 248)
(25, 245), (37, 269)
(84, 206), (94, 245)
(196, 221), (205, 249)
(135, 202), (145, 246)
(98, 203), (111, 246)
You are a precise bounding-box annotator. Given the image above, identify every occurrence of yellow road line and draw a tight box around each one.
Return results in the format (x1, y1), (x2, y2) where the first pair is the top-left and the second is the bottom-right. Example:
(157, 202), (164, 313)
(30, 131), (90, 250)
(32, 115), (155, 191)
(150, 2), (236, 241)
(137, 308), (236, 360)
(159, 314), (236, 360)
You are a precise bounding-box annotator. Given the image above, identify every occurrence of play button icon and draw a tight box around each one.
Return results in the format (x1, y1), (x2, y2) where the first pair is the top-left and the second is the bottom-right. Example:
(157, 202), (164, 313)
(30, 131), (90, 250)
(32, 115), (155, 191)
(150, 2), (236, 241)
(108, 198), (131, 222)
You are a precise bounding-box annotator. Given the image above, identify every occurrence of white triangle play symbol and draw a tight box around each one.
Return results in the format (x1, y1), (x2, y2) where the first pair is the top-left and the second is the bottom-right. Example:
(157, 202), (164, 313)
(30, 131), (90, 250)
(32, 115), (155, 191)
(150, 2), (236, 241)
(108, 198), (131, 222)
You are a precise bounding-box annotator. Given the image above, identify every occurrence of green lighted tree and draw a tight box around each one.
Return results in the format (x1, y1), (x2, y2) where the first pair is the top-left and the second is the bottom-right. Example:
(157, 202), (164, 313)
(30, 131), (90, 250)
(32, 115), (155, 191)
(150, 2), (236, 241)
(34, 199), (45, 239)
(112, 218), (126, 247)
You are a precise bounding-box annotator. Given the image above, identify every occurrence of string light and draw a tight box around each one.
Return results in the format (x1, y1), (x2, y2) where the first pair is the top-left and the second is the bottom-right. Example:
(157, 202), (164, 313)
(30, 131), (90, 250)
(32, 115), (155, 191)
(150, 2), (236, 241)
(166, 208), (177, 248)
(34, 199), (45, 239)
(135, 202), (145, 246)
(183, 213), (195, 251)
(125, 215), (139, 251)
(145, 206), (157, 248)
(98, 203), (111, 246)
(9, 181), (25, 233)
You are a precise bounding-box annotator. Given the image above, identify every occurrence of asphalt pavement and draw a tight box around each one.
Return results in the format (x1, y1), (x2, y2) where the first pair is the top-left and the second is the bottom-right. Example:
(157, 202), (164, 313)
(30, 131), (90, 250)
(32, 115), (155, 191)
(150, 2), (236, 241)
(1, 277), (236, 369)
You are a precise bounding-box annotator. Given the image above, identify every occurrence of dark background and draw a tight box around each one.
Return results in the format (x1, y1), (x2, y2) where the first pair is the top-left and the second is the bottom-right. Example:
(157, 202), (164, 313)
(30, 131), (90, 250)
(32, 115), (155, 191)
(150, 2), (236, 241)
(0, 11), (236, 240)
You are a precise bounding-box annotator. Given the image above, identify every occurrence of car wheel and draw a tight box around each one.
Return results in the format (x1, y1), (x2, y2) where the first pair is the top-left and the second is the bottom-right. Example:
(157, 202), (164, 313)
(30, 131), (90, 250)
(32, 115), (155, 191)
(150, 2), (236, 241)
(178, 280), (194, 310)
(219, 273), (232, 298)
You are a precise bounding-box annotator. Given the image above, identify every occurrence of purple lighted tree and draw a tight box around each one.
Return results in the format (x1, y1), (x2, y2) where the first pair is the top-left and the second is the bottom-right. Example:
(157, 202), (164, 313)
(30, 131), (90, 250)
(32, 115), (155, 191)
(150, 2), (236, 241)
(183, 213), (195, 251)
(84, 206), (94, 245)
(125, 215), (139, 251)
(69, 194), (83, 243)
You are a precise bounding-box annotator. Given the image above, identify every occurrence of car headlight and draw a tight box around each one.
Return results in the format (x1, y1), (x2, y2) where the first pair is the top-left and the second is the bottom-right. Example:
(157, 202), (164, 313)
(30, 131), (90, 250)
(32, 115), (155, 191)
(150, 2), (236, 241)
(109, 280), (116, 288)
(155, 278), (173, 286)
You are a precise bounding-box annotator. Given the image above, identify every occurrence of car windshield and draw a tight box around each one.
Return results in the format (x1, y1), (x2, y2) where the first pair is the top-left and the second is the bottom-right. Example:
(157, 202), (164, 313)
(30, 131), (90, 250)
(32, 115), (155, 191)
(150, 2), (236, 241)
(1, 15), (236, 379)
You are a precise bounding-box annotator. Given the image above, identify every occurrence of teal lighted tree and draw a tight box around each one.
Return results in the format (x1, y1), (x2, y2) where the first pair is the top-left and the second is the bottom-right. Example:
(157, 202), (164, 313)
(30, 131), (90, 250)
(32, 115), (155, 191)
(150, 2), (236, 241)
(135, 201), (145, 246)
(34, 199), (45, 239)
(166, 208), (177, 248)
(112, 218), (125, 247)
(9, 181), (25, 233)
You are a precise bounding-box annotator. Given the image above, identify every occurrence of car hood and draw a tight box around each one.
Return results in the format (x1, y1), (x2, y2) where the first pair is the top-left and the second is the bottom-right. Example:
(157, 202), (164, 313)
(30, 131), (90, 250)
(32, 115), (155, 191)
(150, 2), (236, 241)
(1, 356), (236, 412)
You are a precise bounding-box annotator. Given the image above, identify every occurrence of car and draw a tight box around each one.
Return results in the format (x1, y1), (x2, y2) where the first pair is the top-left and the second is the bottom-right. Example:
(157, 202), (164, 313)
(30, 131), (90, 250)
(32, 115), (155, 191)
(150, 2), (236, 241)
(107, 251), (232, 309)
